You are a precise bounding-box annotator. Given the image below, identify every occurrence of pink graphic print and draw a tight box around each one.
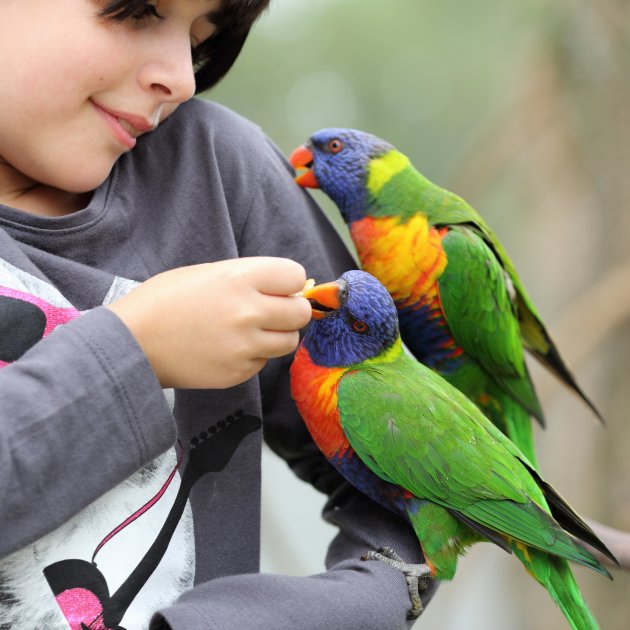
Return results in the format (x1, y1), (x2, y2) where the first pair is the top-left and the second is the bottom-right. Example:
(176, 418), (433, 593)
(0, 286), (81, 368)
(55, 589), (109, 630)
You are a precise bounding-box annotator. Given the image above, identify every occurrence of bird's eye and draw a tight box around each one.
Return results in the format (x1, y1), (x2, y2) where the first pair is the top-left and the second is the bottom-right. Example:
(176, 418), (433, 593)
(353, 320), (368, 334)
(328, 139), (344, 154)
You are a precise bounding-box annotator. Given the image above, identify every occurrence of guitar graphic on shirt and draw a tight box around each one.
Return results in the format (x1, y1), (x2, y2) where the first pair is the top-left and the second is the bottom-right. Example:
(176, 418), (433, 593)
(44, 410), (261, 630)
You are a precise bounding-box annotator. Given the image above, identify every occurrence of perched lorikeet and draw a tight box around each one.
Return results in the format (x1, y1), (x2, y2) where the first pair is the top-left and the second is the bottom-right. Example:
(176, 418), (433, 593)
(290, 270), (615, 628)
(289, 129), (603, 466)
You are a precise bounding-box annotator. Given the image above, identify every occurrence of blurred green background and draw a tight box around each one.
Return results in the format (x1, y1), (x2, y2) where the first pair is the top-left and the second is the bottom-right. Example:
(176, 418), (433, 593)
(205, 1), (630, 628)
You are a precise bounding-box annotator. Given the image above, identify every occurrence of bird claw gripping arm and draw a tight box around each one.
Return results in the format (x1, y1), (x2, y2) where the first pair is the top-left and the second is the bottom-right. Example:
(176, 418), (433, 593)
(361, 546), (433, 619)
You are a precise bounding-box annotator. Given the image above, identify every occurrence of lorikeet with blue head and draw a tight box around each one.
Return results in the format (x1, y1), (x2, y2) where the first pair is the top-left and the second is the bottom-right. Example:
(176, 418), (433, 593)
(290, 270), (616, 628)
(289, 129), (603, 467)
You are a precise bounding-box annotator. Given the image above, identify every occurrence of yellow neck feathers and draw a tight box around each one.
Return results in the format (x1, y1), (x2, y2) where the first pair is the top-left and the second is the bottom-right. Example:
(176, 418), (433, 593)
(366, 150), (410, 196)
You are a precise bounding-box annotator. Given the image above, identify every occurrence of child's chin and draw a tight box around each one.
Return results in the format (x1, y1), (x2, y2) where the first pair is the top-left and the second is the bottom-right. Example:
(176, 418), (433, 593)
(50, 162), (116, 195)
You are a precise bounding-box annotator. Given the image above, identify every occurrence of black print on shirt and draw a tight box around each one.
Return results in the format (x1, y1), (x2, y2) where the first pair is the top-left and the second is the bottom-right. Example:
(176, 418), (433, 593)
(43, 410), (262, 630)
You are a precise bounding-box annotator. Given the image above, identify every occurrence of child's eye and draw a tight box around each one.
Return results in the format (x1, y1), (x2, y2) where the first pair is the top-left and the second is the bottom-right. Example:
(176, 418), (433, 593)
(130, 2), (165, 26)
(98, 1), (165, 26)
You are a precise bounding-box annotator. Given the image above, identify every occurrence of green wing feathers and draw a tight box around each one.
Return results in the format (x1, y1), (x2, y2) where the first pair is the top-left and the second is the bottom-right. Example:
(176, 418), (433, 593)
(418, 176), (602, 421)
(439, 227), (544, 423)
(337, 358), (609, 575)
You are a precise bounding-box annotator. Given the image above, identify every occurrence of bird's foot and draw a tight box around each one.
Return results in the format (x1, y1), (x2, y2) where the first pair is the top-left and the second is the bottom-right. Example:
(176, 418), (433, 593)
(361, 546), (433, 620)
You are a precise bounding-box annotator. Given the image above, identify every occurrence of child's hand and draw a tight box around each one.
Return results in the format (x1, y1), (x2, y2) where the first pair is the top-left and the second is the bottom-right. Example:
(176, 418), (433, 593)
(107, 257), (312, 389)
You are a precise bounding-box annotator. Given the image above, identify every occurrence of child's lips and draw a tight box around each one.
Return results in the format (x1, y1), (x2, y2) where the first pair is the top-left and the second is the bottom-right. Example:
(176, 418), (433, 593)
(116, 116), (141, 138)
(91, 100), (157, 149)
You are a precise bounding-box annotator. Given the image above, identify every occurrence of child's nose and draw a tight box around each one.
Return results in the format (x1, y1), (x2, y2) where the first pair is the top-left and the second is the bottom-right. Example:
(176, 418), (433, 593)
(138, 34), (196, 103)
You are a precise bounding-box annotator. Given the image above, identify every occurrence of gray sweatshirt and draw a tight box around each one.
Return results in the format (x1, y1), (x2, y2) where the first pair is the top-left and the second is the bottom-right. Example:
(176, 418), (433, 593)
(0, 99), (433, 629)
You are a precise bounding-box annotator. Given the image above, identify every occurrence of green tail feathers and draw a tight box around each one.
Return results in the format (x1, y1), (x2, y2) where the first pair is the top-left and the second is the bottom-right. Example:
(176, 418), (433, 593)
(516, 546), (599, 630)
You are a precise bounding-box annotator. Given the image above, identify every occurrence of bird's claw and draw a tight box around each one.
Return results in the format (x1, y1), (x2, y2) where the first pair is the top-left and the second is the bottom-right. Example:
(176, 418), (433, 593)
(361, 546), (432, 620)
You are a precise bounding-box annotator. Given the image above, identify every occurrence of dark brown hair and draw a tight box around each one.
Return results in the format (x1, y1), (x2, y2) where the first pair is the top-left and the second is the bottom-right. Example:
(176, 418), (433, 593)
(98, 1), (271, 93)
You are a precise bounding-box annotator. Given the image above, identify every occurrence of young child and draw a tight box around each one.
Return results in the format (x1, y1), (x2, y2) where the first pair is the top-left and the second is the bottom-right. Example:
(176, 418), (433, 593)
(0, 2), (433, 628)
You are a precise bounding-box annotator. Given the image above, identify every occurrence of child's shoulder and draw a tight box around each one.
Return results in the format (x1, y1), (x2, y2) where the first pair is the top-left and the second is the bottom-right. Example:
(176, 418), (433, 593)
(179, 97), (253, 123)
(128, 98), (292, 203)
(165, 98), (270, 155)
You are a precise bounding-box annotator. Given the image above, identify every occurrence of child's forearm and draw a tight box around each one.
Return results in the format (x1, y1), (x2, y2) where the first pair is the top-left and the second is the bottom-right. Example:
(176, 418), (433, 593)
(0, 307), (174, 559)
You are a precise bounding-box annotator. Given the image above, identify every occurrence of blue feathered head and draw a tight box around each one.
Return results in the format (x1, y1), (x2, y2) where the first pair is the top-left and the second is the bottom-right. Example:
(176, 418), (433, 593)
(301, 270), (400, 368)
(289, 128), (394, 223)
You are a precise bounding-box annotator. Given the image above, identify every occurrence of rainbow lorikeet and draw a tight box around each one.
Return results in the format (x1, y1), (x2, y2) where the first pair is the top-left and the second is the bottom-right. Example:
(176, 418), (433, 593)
(290, 270), (615, 627)
(289, 129), (602, 466)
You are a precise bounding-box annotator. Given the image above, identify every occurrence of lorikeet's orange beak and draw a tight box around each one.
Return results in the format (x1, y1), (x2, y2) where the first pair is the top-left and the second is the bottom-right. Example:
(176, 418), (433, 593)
(303, 281), (341, 320)
(289, 144), (319, 188)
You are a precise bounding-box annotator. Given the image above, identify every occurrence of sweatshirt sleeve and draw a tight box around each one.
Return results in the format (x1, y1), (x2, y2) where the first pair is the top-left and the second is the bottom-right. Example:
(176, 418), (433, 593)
(0, 306), (176, 557)
(151, 133), (438, 629)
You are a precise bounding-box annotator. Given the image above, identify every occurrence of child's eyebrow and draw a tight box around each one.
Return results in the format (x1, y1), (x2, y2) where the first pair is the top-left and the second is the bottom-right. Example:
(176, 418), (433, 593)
(191, 0), (222, 10)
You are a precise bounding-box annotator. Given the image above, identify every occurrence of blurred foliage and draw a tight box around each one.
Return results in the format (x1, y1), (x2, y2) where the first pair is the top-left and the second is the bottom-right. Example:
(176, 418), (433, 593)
(205, 1), (630, 628)
(212, 0), (543, 174)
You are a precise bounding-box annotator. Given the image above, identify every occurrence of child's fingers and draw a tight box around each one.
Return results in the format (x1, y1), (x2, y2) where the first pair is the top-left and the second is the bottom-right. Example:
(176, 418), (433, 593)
(256, 330), (302, 359)
(244, 257), (307, 296)
(260, 294), (312, 332)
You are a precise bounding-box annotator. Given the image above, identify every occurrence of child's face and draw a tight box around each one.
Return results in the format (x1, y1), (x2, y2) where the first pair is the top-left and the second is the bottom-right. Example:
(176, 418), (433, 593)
(0, 0), (220, 194)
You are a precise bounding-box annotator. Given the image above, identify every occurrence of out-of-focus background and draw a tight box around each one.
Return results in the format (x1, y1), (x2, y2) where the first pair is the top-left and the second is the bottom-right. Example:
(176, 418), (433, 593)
(207, 1), (630, 628)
